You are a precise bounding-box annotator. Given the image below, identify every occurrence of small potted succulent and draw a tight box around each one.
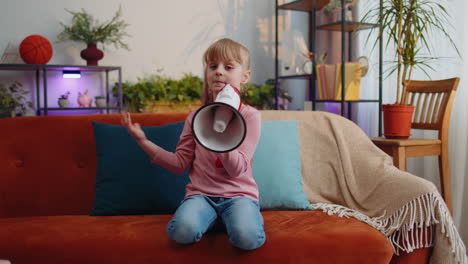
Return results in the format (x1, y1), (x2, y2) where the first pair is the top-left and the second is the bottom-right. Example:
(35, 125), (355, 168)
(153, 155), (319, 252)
(95, 96), (107, 108)
(58, 91), (71, 108)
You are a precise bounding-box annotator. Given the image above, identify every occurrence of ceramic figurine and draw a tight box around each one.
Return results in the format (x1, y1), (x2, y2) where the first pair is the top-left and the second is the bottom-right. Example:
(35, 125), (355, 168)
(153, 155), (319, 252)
(77, 90), (92, 107)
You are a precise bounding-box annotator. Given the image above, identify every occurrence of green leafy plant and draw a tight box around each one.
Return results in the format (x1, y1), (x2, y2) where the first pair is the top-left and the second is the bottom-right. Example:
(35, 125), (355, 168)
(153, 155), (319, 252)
(0, 81), (33, 118)
(163, 73), (203, 102)
(57, 6), (130, 49)
(113, 72), (203, 113)
(361, 0), (459, 104)
(241, 79), (292, 110)
(113, 73), (290, 112)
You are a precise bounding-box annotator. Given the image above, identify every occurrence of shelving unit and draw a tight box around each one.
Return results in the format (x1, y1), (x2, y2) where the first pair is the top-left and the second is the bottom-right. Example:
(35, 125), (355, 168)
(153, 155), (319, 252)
(274, 0), (383, 135)
(0, 64), (122, 116)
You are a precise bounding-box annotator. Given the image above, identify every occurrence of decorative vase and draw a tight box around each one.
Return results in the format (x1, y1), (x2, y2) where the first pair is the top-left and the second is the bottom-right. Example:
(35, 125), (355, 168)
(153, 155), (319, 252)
(80, 43), (104, 66)
(383, 104), (415, 139)
(95, 97), (107, 108)
(77, 90), (92, 107)
(58, 98), (69, 108)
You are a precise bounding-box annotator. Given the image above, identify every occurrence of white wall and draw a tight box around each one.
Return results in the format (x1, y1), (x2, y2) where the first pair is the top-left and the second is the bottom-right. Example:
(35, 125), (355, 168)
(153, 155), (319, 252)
(0, 0), (275, 108)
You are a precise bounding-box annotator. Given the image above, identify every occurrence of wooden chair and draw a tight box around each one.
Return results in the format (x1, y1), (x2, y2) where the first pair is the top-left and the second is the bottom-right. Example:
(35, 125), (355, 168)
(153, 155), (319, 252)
(371, 77), (460, 214)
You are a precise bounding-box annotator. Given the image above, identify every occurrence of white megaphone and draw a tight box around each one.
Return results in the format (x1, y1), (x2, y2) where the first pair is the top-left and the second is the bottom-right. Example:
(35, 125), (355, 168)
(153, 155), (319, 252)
(192, 84), (246, 153)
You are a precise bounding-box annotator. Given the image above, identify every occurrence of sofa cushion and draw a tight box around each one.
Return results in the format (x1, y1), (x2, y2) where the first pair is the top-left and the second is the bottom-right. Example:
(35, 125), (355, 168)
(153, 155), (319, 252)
(0, 211), (394, 264)
(91, 121), (190, 216)
(254, 120), (311, 210)
(92, 120), (311, 215)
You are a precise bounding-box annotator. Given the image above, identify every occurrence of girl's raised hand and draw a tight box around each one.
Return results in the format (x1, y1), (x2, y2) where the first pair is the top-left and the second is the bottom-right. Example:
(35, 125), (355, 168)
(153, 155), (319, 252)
(121, 112), (146, 141)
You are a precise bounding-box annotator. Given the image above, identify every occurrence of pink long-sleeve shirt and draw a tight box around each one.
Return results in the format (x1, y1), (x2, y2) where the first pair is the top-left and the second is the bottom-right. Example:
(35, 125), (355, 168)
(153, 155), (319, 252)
(151, 105), (261, 201)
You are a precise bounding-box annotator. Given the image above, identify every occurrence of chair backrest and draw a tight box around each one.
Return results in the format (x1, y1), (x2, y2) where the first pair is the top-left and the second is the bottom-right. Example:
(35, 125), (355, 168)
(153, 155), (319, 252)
(401, 78), (460, 137)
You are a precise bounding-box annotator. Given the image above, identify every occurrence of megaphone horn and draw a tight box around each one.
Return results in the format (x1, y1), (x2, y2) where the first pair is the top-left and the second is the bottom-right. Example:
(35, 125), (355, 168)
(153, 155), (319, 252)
(192, 84), (247, 153)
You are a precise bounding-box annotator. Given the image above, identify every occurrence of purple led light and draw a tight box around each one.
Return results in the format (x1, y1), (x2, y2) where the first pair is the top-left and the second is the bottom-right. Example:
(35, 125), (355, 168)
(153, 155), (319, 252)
(62, 70), (81, 78)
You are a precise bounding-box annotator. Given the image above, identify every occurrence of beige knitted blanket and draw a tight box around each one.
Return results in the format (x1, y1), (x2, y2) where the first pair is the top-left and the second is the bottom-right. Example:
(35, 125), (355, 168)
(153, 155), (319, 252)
(260, 110), (466, 264)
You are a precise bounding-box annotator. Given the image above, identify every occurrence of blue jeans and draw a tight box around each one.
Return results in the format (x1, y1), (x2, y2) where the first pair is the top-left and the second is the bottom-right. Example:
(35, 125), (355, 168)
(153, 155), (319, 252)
(166, 195), (265, 250)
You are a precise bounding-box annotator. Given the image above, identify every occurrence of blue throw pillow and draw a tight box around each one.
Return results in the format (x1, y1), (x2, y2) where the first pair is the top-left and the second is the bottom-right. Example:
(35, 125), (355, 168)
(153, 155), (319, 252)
(91, 121), (190, 216)
(254, 120), (312, 210)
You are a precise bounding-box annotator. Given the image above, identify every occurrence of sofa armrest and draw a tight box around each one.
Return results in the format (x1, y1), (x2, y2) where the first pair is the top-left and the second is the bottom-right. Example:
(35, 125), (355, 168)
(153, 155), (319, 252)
(391, 247), (431, 264)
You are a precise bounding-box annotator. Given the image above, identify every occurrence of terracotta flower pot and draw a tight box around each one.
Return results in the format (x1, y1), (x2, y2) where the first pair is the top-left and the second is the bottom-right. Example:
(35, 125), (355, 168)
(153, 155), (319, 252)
(383, 104), (415, 139)
(80, 43), (104, 66)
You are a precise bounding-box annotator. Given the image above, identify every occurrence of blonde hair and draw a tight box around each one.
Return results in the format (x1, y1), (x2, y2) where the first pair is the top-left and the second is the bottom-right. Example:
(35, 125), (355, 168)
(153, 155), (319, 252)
(202, 38), (250, 104)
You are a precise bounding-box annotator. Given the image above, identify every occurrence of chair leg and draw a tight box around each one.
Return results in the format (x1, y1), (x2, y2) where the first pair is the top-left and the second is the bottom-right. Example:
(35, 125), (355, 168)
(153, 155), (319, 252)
(438, 146), (453, 215)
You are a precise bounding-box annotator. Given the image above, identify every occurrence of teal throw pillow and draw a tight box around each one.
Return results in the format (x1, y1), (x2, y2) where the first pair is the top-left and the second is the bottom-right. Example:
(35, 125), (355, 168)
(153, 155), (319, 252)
(91, 122), (189, 216)
(254, 120), (312, 210)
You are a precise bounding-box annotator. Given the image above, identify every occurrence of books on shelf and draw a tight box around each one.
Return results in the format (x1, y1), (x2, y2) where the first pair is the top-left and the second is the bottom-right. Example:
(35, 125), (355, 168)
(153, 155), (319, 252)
(316, 63), (362, 100)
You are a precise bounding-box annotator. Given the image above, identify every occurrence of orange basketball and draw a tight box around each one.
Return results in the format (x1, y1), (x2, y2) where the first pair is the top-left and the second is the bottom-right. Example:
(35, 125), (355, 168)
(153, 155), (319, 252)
(19, 35), (53, 64)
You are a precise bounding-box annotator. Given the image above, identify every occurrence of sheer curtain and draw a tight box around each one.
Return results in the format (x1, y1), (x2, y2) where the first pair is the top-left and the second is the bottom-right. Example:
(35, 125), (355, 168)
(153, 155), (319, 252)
(357, 0), (468, 247)
(451, 0), (468, 248)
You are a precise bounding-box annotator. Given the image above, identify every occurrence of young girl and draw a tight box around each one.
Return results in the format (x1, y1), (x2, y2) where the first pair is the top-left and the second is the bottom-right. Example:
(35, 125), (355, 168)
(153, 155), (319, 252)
(121, 38), (265, 250)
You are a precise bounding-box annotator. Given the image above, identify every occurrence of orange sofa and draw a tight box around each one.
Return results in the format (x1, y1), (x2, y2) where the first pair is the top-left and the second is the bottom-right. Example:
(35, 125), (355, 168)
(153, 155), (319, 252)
(0, 113), (430, 264)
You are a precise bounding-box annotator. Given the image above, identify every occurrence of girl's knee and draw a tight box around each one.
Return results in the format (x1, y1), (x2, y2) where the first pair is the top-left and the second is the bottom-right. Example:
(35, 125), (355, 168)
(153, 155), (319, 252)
(167, 220), (203, 244)
(228, 225), (266, 250)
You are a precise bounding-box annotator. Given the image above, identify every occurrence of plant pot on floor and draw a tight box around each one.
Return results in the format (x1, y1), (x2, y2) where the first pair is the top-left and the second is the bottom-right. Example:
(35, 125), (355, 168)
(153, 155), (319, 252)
(382, 104), (415, 139)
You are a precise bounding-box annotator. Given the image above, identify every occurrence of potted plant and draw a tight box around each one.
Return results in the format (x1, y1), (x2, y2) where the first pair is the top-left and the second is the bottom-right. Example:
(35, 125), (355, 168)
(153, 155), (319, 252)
(114, 74), (291, 113)
(95, 96), (107, 108)
(114, 72), (203, 113)
(57, 6), (130, 66)
(148, 73), (203, 113)
(361, 0), (459, 139)
(0, 81), (33, 118)
(58, 91), (71, 108)
(323, 0), (359, 21)
(241, 79), (292, 110)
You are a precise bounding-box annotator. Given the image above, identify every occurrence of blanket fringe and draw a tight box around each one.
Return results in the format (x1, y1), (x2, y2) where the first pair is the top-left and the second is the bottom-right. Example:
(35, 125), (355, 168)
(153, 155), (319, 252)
(312, 193), (466, 264)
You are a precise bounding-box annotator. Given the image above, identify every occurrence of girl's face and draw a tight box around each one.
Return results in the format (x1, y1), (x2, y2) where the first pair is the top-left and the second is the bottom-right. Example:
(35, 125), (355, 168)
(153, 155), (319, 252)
(205, 59), (250, 101)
